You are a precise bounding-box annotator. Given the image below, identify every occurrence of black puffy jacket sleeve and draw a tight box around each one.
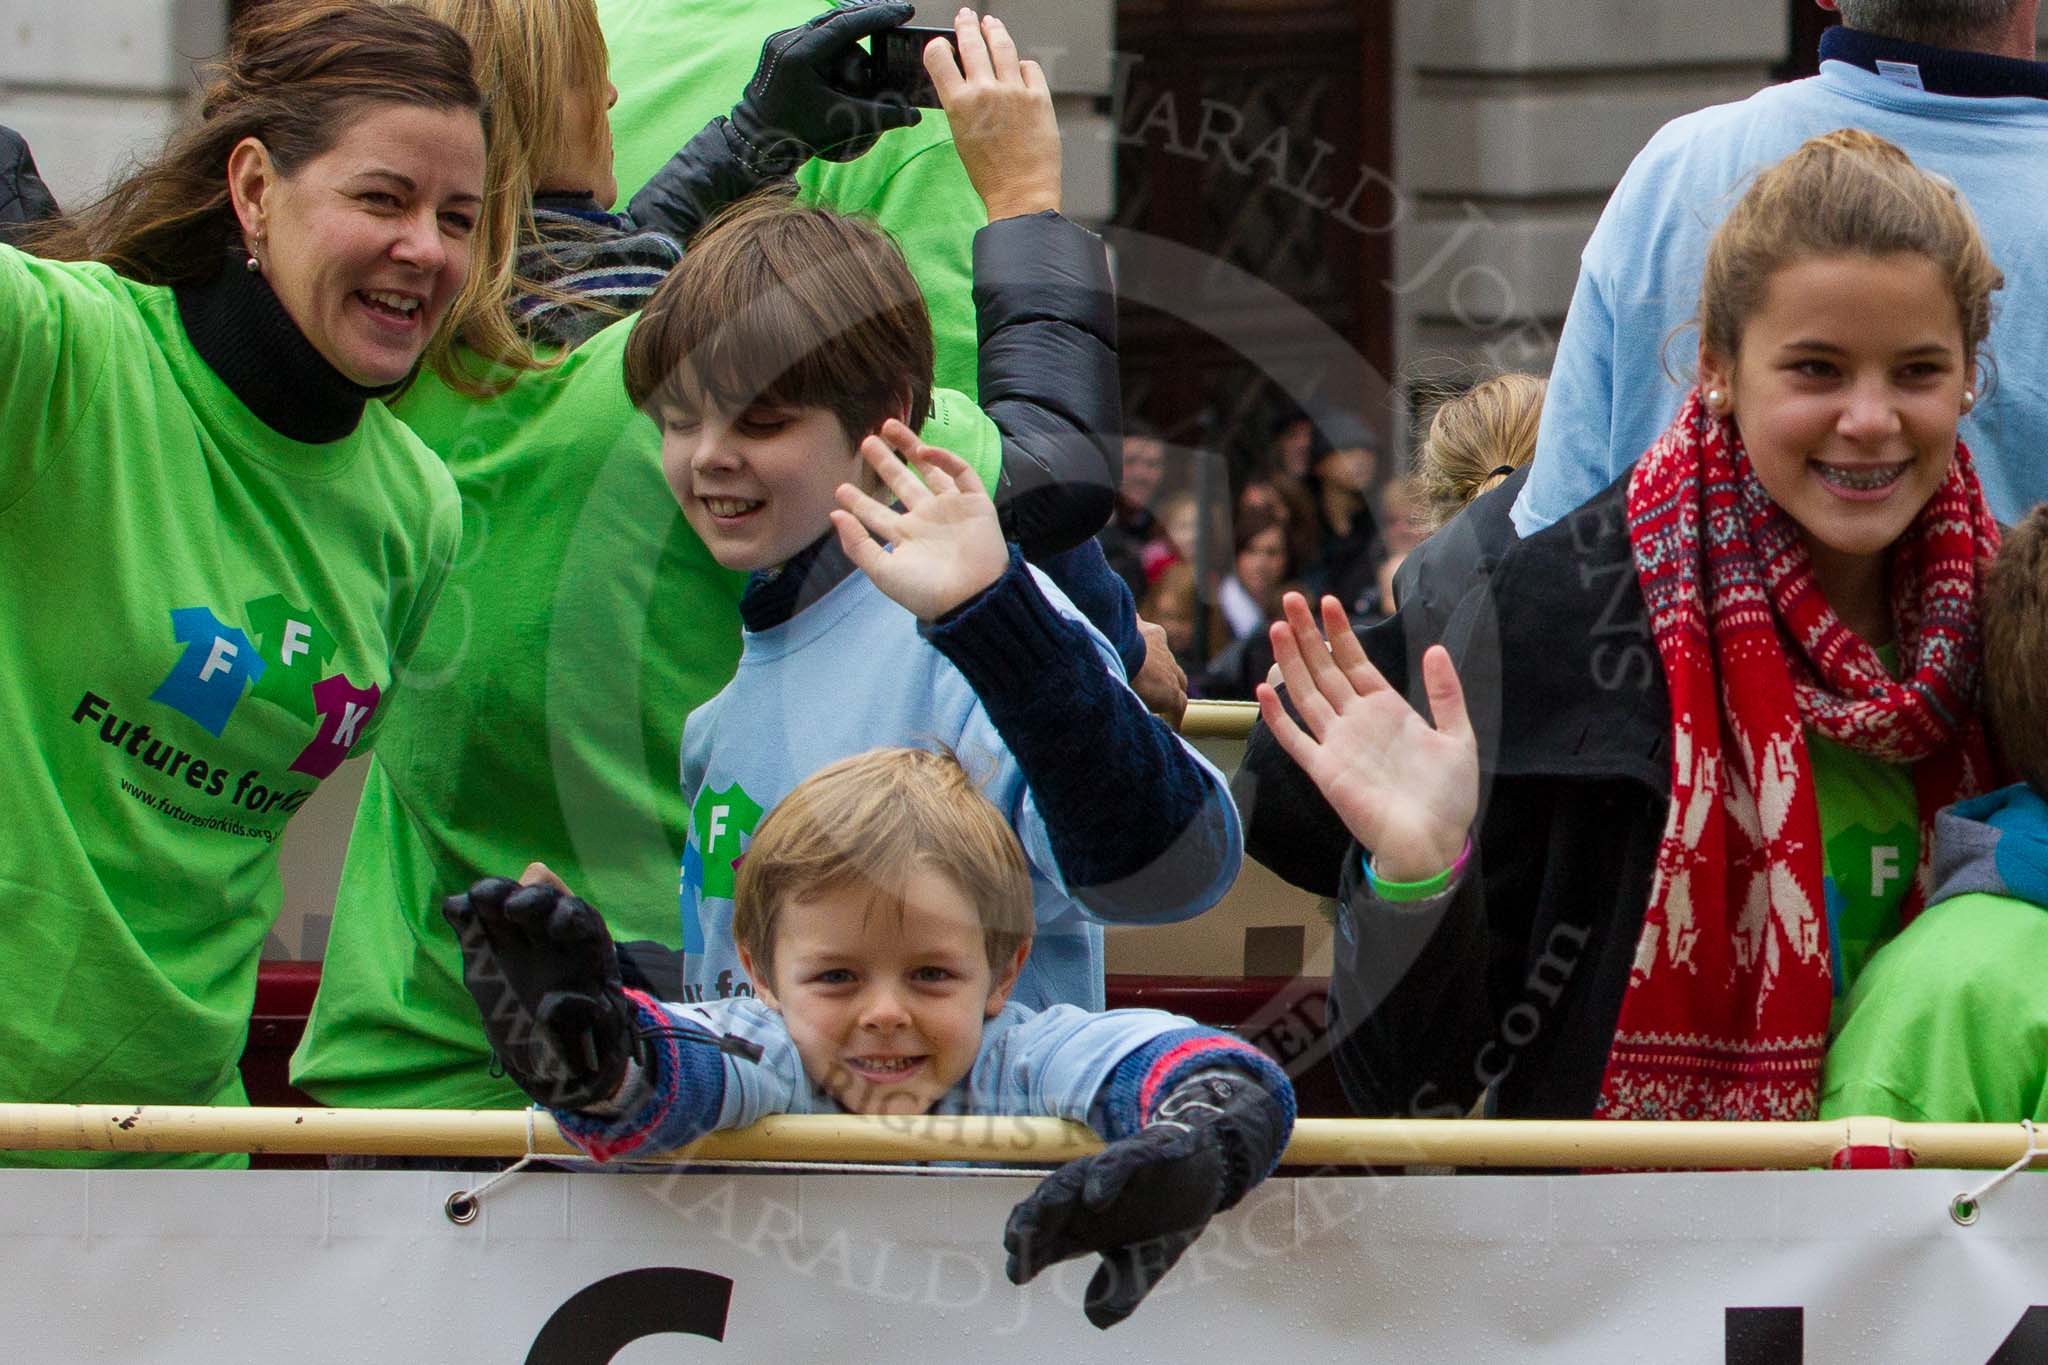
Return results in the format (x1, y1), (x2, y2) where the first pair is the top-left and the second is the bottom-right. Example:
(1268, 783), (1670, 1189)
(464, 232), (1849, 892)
(972, 211), (1121, 557)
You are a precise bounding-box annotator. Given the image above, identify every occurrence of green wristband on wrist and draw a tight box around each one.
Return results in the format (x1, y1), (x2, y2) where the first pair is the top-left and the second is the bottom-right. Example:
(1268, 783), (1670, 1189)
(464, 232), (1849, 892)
(1363, 835), (1473, 903)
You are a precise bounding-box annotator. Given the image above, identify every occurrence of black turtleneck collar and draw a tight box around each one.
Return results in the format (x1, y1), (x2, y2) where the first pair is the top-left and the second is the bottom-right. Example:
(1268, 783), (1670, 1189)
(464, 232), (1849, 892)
(1822, 26), (2048, 100)
(173, 254), (400, 444)
(739, 531), (861, 631)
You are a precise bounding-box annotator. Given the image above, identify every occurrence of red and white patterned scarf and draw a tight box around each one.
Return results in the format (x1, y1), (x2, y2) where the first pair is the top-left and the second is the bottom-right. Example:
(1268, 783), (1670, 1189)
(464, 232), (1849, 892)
(1598, 388), (1998, 1122)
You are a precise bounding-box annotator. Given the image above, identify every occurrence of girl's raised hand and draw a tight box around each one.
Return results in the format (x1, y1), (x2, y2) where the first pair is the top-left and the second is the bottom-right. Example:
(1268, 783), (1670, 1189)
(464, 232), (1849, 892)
(926, 8), (1060, 220)
(832, 418), (1009, 621)
(1255, 592), (1478, 882)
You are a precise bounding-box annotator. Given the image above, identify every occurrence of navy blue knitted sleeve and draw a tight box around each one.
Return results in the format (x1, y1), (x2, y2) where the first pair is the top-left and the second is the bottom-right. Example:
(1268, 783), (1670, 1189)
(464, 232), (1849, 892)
(1032, 538), (1144, 675)
(924, 550), (1236, 919)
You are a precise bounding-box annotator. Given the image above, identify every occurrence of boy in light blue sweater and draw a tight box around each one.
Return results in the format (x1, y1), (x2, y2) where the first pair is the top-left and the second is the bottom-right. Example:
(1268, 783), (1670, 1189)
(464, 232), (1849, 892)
(611, 149), (1239, 1012)
(446, 747), (1294, 1330)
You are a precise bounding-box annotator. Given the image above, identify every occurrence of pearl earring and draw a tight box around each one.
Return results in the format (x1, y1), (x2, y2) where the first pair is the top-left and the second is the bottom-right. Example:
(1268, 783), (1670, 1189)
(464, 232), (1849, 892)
(245, 236), (263, 274)
(1963, 388), (1976, 411)
(1706, 388), (1724, 409)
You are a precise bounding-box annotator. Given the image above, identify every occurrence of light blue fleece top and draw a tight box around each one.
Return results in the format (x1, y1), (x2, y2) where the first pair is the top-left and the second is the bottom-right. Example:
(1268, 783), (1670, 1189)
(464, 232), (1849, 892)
(556, 993), (1293, 1163)
(674, 559), (1241, 1015)
(1514, 60), (2048, 536)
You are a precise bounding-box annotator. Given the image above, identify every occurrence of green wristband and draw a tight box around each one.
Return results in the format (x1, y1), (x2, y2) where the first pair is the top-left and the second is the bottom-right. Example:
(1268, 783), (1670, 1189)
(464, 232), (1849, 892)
(1363, 835), (1472, 903)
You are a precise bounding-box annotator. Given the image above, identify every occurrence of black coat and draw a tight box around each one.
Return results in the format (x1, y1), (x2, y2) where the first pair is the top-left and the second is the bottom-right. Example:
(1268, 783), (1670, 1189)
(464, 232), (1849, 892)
(1235, 473), (1677, 1118)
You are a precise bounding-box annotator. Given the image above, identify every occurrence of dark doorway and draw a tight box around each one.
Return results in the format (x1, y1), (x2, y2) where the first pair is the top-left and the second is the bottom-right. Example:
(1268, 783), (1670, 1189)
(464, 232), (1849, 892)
(1111, 0), (1394, 475)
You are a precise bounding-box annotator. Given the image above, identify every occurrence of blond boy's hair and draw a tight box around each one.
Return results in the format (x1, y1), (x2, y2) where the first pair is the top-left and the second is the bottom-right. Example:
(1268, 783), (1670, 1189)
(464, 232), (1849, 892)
(1983, 505), (2048, 795)
(733, 748), (1034, 983)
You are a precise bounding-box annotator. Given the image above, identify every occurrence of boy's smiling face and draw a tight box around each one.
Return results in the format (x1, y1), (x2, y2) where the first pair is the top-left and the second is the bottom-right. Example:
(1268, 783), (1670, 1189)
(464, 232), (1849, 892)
(660, 397), (866, 572)
(739, 866), (1028, 1116)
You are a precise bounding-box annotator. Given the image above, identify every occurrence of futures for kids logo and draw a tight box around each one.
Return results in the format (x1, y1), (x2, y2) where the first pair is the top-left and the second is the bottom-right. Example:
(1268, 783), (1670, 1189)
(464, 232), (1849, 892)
(72, 595), (381, 822)
(680, 782), (764, 957)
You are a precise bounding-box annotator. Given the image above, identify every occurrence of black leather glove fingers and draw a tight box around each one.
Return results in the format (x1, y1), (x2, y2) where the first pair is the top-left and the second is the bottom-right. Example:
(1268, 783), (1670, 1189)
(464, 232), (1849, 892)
(1003, 1068), (1290, 1329)
(727, 0), (923, 173)
(442, 877), (640, 1111)
(1003, 1122), (1227, 1330)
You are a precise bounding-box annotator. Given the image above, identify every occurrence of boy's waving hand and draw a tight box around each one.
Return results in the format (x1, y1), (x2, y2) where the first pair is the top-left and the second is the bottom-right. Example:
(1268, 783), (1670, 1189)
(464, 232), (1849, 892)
(832, 418), (1011, 620)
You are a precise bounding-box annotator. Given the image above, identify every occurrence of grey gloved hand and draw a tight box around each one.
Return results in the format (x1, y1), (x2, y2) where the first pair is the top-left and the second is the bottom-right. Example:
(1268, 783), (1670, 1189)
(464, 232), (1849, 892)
(722, 0), (923, 175)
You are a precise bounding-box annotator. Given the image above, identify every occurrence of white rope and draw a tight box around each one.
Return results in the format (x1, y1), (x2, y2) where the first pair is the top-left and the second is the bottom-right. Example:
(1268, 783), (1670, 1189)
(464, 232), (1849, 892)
(1950, 1119), (2045, 1226)
(444, 1107), (596, 1222)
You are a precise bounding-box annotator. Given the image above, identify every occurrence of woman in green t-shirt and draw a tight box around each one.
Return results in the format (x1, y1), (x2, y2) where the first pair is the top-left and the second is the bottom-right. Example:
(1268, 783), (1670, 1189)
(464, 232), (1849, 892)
(0, 2), (501, 1167)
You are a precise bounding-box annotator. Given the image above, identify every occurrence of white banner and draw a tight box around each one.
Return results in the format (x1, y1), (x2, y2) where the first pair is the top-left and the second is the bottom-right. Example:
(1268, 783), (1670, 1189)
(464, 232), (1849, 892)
(4, 1168), (2046, 1361)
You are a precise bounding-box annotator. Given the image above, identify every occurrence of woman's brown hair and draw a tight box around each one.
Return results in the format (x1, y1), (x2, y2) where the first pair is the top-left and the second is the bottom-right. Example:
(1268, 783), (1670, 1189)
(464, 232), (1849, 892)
(23, 2), (530, 394)
(1698, 128), (2003, 373)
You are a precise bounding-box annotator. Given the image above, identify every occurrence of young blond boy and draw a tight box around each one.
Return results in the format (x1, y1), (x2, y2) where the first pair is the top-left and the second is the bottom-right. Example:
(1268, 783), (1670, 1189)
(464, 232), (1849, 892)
(446, 747), (1294, 1329)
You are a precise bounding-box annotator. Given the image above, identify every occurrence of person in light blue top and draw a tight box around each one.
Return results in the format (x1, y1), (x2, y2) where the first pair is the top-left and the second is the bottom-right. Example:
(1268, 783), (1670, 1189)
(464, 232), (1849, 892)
(444, 747), (1294, 1330)
(1514, 0), (2048, 536)
(619, 176), (1240, 1014)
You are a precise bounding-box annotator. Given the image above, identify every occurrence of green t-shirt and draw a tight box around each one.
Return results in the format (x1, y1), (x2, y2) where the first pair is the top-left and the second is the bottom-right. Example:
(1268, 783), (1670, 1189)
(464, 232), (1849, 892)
(0, 248), (461, 1168)
(597, 0), (986, 398)
(1821, 891), (2048, 1123)
(291, 313), (1002, 1112)
(1809, 727), (1920, 1001)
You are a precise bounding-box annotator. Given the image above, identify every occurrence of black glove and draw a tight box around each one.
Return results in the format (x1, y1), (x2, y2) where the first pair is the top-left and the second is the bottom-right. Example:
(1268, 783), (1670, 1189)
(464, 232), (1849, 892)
(0, 126), (58, 242)
(723, 0), (923, 175)
(1003, 1069), (1290, 1329)
(442, 877), (642, 1112)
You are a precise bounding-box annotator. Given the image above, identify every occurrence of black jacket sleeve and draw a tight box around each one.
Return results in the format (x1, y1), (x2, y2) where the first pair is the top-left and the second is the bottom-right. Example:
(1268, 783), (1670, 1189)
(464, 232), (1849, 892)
(972, 211), (1121, 558)
(1326, 844), (1495, 1118)
(620, 121), (778, 247)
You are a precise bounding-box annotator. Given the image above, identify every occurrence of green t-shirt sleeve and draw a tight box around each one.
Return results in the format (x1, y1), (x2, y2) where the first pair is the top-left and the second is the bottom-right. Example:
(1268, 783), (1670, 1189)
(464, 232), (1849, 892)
(0, 247), (115, 512)
(799, 119), (987, 400)
(1820, 891), (2048, 1124)
(918, 386), (1002, 490)
(356, 456), (464, 755)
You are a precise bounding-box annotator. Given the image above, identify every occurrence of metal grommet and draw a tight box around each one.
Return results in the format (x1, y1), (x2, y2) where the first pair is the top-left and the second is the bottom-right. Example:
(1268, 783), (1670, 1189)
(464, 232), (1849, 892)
(1949, 1194), (1979, 1227)
(444, 1190), (480, 1226)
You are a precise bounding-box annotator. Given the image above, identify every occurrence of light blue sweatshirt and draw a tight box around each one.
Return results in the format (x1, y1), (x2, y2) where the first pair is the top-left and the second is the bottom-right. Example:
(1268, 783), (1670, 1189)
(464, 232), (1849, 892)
(1514, 59), (2048, 536)
(675, 551), (1242, 1014)
(556, 992), (1295, 1163)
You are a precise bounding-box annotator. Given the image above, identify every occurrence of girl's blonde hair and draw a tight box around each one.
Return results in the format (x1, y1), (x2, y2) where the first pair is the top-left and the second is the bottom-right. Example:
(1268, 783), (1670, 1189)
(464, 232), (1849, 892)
(1413, 373), (1546, 529)
(1699, 128), (2002, 370)
(401, 0), (614, 391)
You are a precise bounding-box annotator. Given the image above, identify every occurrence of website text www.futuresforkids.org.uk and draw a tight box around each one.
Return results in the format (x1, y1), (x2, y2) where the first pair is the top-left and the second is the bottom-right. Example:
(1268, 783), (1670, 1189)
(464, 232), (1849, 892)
(74, 691), (308, 842)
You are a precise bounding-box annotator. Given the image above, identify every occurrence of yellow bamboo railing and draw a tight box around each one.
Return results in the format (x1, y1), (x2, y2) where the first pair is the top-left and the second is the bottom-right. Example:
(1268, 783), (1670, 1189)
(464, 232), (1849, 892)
(0, 1104), (2035, 1171)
